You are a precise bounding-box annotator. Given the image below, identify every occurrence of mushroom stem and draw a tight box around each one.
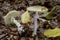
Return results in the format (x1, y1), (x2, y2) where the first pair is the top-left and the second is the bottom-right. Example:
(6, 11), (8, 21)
(11, 17), (24, 34)
(32, 12), (38, 36)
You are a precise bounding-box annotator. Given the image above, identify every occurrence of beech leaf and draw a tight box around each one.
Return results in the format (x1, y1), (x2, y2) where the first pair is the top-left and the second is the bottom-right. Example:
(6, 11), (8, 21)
(21, 11), (31, 23)
(42, 7), (56, 19)
(44, 28), (60, 37)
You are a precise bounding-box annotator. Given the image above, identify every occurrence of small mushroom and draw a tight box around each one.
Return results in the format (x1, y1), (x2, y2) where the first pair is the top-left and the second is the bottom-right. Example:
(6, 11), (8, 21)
(27, 6), (48, 36)
(4, 10), (24, 34)
(27, 6), (48, 21)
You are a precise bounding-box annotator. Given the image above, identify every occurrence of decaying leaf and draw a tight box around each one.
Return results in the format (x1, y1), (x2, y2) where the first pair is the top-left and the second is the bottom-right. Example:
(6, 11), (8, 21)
(44, 28), (60, 37)
(42, 7), (56, 19)
(21, 11), (31, 23)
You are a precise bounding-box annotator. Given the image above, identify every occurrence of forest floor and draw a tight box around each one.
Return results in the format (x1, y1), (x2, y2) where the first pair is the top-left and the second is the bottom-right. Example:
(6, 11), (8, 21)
(0, 0), (60, 40)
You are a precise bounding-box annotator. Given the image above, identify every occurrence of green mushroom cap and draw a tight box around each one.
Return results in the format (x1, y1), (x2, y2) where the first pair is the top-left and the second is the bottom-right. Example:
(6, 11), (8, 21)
(27, 6), (48, 13)
(4, 10), (20, 24)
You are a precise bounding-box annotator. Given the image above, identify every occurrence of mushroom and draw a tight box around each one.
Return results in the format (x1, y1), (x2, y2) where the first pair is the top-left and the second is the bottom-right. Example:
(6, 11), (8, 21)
(4, 10), (24, 34)
(27, 6), (48, 36)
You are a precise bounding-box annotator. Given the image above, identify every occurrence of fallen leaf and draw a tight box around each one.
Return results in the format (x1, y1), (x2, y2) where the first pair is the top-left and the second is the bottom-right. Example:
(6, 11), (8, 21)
(44, 28), (60, 37)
